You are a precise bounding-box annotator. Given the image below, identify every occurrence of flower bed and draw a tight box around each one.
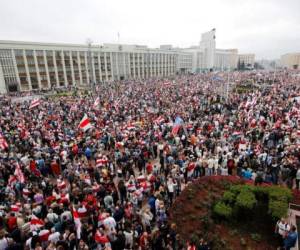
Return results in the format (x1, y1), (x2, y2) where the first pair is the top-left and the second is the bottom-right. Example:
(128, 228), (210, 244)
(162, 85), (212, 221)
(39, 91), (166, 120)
(170, 176), (292, 250)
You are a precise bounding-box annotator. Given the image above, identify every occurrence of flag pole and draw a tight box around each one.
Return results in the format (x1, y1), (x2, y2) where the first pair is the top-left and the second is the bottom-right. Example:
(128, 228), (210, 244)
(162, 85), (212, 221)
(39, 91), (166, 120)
(226, 67), (230, 102)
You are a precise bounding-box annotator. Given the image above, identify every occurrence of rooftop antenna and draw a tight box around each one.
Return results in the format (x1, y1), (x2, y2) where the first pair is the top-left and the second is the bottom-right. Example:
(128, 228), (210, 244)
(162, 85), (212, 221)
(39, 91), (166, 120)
(117, 32), (120, 44)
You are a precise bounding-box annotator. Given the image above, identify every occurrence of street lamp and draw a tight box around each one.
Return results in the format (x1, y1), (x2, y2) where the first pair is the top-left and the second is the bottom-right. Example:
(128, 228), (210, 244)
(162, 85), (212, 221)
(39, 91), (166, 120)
(86, 38), (95, 90)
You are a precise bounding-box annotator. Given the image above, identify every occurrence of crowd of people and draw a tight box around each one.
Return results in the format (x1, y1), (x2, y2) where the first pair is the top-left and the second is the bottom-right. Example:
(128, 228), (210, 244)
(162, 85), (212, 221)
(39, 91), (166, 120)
(0, 70), (300, 250)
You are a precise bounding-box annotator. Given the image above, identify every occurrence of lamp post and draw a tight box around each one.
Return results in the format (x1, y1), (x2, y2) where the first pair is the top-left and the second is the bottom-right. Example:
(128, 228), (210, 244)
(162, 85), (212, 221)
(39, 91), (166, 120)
(226, 67), (230, 102)
(86, 38), (95, 90)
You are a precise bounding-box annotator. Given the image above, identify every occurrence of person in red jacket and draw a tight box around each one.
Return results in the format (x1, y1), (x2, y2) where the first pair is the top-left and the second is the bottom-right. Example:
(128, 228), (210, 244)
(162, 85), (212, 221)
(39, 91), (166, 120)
(51, 160), (61, 176)
(72, 144), (78, 156)
(146, 163), (153, 175)
(6, 213), (17, 233)
(139, 232), (149, 250)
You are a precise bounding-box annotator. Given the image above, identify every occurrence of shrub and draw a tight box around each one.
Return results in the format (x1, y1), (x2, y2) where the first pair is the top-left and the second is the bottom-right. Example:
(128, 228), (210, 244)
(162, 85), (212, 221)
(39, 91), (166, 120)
(268, 200), (288, 219)
(223, 191), (236, 204)
(236, 191), (256, 210)
(213, 202), (232, 219)
(268, 186), (292, 202)
(230, 184), (254, 195)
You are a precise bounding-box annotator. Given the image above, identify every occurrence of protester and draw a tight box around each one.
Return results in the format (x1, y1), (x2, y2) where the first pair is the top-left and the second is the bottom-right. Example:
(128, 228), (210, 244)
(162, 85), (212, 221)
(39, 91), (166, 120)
(0, 70), (300, 249)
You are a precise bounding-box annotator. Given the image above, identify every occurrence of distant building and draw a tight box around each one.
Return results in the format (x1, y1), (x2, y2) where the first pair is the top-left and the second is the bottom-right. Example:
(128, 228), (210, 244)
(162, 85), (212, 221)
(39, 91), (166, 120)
(0, 29), (255, 93)
(280, 53), (300, 69)
(176, 51), (193, 74)
(0, 41), (178, 93)
(238, 54), (255, 68)
(177, 29), (242, 73)
(215, 49), (238, 71)
(200, 29), (216, 69)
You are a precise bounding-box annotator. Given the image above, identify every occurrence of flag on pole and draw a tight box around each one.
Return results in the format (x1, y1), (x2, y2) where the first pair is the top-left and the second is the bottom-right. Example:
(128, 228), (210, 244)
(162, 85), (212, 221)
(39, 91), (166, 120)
(78, 114), (92, 132)
(93, 97), (100, 109)
(14, 162), (25, 183)
(172, 116), (184, 136)
(29, 99), (41, 109)
(72, 208), (82, 239)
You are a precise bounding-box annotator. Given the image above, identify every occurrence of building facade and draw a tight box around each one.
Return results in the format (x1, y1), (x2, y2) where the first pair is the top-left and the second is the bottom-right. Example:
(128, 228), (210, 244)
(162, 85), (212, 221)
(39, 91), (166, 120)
(178, 29), (243, 73)
(0, 41), (178, 93)
(281, 53), (300, 69)
(215, 49), (238, 71)
(200, 29), (216, 70)
(176, 51), (193, 73)
(0, 29), (256, 93)
(238, 54), (255, 68)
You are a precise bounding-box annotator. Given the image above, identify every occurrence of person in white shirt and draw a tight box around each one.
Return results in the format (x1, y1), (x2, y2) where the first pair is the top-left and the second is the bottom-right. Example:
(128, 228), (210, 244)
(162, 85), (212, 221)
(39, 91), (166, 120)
(60, 210), (72, 222)
(46, 209), (58, 224)
(221, 166), (228, 176)
(167, 177), (175, 204)
(207, 157), (214, 176)
(213, 157), (219, 175)
(103, 215), (117, 234)
(48, 228), (60, 244)
(0, 236), (9, 250)
(123, 228), (134, 248)
(275, 218), (290, 240)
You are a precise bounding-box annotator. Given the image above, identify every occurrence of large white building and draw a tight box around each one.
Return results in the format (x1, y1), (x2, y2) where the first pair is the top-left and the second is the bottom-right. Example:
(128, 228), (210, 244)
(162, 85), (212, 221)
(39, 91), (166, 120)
(0, 29), (255, 93)
(200, 29), (216, 69)
(177, 29), (241, 73)
(0, 41), (178, 93)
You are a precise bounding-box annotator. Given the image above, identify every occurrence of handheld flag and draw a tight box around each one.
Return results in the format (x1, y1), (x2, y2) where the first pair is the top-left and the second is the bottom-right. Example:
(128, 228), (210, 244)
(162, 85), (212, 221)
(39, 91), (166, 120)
(78, 114), (92, 132)
(29, 99), (41, 109)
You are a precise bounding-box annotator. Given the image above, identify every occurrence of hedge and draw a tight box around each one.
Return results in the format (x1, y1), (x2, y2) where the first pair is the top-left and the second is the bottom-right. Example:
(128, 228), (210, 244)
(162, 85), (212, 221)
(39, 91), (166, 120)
(268, 200), (289, 219)
(213, 184), (292, 220)
(236, 190), (257, 210)
(222, 191), (236, 204)
(213, 202), (233, 219)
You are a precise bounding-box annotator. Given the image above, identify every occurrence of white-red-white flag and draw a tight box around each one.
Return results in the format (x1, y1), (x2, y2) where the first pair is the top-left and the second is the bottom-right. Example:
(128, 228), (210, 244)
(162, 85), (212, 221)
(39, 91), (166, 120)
(11, 203), (22, 212)
(93, 97), (100, 109)
(78, 114), (92, 132)
(95, 230), (109, 244)
(0, 133), (8, 150)
(39, 229), (50, 242)
(30, 215), (45, 232)
(8, 175), (17, 187)
(72, 208), (82, 239)
(154, 116), (165, 124)
(29, 99), (41, 109)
